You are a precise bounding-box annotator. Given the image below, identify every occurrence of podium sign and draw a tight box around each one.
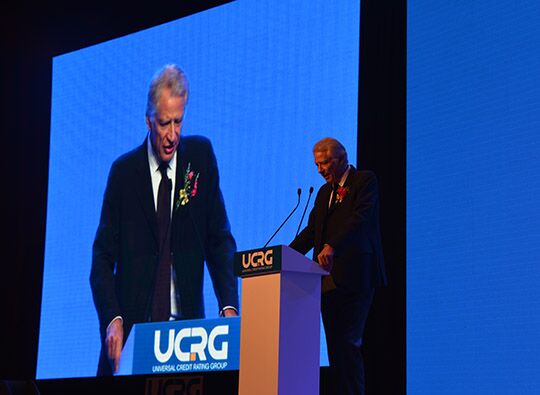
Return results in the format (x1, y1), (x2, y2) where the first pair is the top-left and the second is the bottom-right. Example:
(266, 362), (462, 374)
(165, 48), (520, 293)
(117, 317), (240, 376)
(234, 245), (282, 277)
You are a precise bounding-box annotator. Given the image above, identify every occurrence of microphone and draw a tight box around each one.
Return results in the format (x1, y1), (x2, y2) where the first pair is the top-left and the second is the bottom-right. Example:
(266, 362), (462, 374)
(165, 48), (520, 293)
(263, 188), (302, 248)
(296, 186), (314, 237)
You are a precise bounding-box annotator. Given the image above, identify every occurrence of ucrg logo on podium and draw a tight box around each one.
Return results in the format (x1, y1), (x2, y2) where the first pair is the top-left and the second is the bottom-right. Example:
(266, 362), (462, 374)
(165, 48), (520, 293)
(241, 249), (273, 269)
(235, 246), (281, 276)
(130, 317), (239, 374)
(154, 325), (229, 363)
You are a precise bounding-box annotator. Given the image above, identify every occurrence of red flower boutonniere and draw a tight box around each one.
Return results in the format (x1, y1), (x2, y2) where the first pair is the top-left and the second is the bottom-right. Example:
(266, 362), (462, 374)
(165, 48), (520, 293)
(175, 162), (200, 210)
(335, 186), (349, 204)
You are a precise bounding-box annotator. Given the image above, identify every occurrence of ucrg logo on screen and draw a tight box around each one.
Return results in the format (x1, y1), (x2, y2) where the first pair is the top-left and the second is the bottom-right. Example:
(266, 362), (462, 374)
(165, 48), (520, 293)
(154, 325), (229, 363)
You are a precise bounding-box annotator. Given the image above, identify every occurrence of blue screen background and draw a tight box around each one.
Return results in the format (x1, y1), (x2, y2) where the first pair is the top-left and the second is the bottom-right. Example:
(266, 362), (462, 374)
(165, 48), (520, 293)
(408, 1), (540, 393)
(37, 0), (360, 378)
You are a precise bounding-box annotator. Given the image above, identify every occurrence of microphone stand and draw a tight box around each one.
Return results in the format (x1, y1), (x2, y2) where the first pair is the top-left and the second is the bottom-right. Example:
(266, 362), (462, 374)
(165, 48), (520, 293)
(296, 186), (314, 237)
(263, 188), (302, 248)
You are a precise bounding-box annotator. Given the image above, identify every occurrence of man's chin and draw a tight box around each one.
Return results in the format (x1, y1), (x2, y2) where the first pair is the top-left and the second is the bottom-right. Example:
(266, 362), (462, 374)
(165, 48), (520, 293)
(160, 148), (176, 162)
(159, 153), (174, 163)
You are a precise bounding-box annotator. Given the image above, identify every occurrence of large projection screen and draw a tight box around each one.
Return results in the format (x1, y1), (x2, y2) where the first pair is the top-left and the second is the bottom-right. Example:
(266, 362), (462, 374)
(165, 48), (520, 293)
(37, 0), (360, 379)
(408, 1), (540, 393)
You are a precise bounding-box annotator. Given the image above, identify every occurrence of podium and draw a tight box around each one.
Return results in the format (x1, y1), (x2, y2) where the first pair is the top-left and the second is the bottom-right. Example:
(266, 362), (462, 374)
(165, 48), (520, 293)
(235, 245), (328, 395)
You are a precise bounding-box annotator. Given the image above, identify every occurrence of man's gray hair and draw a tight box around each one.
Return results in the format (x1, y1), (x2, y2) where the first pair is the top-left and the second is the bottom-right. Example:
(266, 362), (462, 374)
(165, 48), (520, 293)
(146, 64), (189, 118)
(313, 137), (348, 164)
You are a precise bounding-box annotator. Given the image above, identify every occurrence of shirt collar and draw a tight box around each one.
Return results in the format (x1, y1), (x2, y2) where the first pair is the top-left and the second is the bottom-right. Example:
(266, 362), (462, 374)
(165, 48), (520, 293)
(337, 165), (351, 187)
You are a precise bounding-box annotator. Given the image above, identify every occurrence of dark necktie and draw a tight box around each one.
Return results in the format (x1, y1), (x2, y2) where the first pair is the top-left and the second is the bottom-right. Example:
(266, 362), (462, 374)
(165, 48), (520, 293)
(151, 162), (172, 321)
(330, 183), (339, 208)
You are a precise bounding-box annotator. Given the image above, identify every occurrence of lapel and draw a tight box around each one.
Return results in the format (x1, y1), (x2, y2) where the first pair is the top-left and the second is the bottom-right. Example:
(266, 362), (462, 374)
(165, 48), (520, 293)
(171, 138), (189, 234)
(314, 182), (332, 250)
(322, 183), (333, 217)
(326, 165), (356, 216)
(133, 140), (159, 246)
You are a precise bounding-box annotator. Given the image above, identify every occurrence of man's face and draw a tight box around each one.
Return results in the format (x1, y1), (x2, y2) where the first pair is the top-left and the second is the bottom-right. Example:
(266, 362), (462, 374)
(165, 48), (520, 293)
(314, 150), (343, 184)
(146, 88), (186, 163)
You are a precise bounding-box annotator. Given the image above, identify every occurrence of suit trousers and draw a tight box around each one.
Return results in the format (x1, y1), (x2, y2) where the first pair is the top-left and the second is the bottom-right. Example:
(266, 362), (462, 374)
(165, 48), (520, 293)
(322, 284), (375, 395)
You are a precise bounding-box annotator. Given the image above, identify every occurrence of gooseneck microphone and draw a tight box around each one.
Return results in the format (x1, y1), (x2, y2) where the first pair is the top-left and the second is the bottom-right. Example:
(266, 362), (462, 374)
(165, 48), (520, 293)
(263, 188), (302, 248)
(296, 186), (314, 237)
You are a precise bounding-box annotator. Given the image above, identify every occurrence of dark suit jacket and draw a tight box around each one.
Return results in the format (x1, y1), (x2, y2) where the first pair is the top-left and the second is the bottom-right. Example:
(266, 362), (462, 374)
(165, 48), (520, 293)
(290, 167), (387, 292)
(90, 135), (238, 374)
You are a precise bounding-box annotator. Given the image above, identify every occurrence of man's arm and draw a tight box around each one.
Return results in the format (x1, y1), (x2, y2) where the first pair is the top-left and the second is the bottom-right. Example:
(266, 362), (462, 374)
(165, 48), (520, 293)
(90, 162), (124, 371)
(90, 162), (123, 326)
(200, 139), (239, 313)
(325, 171), (379, 254)
(289, 189), (321, 254)
(291, 190), (335, 271)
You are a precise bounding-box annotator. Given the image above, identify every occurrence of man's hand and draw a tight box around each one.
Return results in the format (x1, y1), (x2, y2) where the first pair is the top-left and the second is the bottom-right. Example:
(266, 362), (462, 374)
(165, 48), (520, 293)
(106, 318), (124, 373)
(317, 244), (335, 272)
(222, 308), (238, 317)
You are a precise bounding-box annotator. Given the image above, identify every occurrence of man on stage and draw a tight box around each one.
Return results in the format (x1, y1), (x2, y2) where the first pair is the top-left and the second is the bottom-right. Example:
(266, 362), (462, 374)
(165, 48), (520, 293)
(90, 64), (238, 375)
(290, 137), (387, 394)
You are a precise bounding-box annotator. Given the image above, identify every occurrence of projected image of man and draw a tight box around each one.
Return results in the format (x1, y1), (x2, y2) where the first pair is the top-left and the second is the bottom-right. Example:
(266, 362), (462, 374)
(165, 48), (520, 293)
(290, 138), (387, 395)
(90, 64), (238, 376)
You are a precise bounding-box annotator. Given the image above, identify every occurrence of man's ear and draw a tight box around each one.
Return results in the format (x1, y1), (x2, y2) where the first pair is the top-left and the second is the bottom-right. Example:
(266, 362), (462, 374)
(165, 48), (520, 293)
(145, 115), (152, 131)
(337, 156), (348, 173)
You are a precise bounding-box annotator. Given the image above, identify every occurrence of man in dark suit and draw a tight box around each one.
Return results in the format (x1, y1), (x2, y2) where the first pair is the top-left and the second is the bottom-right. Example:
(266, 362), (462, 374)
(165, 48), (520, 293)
(290, 137), (387, 395)
(90, 64), (238, 376)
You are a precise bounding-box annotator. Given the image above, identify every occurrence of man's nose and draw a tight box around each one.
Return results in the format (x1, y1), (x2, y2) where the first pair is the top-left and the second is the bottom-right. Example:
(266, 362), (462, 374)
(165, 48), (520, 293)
(167, 122), (177, 139)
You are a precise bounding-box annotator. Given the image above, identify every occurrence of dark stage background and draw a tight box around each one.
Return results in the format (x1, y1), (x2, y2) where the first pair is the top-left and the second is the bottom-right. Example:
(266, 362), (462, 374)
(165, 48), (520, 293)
(0, 0), (405, 393)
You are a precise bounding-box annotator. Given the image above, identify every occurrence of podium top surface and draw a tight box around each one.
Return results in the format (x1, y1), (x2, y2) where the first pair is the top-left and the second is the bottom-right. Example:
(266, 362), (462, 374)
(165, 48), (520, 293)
(234, 245), (329, 278)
